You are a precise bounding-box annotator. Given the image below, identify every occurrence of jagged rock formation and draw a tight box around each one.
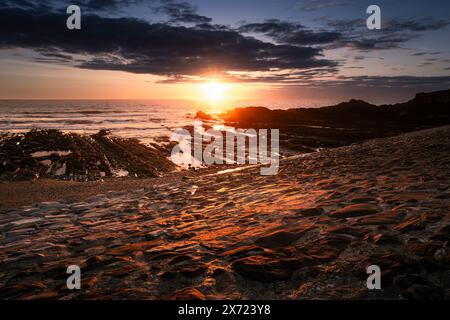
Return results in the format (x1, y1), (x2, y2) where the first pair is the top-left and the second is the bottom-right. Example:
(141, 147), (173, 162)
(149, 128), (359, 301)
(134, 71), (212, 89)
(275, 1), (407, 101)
(0, 129), (175, 181)
(220, 89), (450, 152)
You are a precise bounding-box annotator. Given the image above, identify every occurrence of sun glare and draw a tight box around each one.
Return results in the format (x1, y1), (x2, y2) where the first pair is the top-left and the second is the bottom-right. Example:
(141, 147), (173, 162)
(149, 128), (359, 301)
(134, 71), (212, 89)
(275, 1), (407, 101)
(200, 81), (229, 104)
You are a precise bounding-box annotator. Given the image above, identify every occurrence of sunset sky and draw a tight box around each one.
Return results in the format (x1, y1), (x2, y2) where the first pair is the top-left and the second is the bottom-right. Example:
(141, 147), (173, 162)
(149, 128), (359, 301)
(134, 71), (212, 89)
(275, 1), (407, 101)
(0, 0), (450, 104)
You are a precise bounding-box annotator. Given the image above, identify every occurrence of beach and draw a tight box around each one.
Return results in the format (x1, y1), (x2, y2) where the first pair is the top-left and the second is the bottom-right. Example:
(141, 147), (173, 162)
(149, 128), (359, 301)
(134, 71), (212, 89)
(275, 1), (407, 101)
(0, 168), (220, 211)
(1, 125), (449, 299)
(2, 0), (450, 307)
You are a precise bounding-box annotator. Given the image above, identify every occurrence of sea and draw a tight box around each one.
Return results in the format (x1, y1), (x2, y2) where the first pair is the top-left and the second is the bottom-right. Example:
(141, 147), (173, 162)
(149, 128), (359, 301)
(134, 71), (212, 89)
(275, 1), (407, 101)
(0, 99), (334, 145)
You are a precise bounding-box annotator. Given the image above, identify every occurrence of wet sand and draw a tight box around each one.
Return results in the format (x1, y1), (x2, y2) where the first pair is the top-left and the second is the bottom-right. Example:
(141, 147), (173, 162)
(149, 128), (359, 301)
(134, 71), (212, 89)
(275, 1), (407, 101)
(0, 126), (449, 299)
(0, 169), (218, 211)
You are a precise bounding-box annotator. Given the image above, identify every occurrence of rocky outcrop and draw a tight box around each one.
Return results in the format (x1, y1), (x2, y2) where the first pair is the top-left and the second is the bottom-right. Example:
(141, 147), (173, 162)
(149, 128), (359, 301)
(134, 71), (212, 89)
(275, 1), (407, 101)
(219, 89), (450, 153)
(0, 129), (175, 181)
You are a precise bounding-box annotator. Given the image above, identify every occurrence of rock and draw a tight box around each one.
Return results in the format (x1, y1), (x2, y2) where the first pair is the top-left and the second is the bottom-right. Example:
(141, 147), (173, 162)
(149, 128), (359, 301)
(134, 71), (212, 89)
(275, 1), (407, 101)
(255, 231), (301, 249)
(212, 267), (227, 277)
(168, 255), (194, 265)
(296, 235), (351, 262)
(365, 233), (402, 246)
(254, 225), (314, 249)
(166, 287), (205, 300)
(434, 193), (450, 199)
(0, 282), (48, 299)
(393, 274), (424, 289)
(355, 211), (400, 225)
(0, 129), (175, 181)
(431, 225), (450, 241)
(350, 197), (377, 203)
(22, 291), (59, 300)
(401, 284), (444, 300)
(406, 238), (441, 257)
(322, 225), (369, 238)
(329, 204), (380, 218)
(220, 245), (264, 259)
(161, 264), (207, 278)
(231, 256), (293, 282)
(195, 111), (214, 121)
(293, 207), (324, 216)
(395, 215), (427, 232)
(433, 247), (448, 263)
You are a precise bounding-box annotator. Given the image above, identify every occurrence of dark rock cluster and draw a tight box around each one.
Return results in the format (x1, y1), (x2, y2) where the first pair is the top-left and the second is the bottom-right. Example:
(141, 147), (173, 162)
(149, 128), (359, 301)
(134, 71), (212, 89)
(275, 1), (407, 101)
(220, 89), (450, 153)
(0, 129), (175, 181)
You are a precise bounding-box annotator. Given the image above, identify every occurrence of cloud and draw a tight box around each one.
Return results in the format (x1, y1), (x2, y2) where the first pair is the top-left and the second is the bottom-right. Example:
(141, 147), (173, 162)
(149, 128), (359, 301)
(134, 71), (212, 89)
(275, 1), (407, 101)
(384, 18), (450, 32)
(325, 17), (450, 51)
(228, 74), (450, 87)
(153, 70), (450, 89)
(154, 1), (212, 24)
(328, 75), (450, 88)
(239, 16), (449, 51)
(411, 51), (442, 56)
(72, 0), (130, 10)
(239, 19), (341, 45)
(327, 17), (450, 33)
(65, 0), (150, 12)
(2, 1), (448, 86)
(0, 7), (336, 79)
(0, 0), (40, 9)
(298, 0), (349, 11)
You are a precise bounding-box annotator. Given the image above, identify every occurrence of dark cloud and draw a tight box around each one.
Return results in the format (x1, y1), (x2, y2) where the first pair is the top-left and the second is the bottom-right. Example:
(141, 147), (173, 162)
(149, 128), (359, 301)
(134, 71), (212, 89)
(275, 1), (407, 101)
(328, 17), (450, 34)
(411, 51), (442, 56)
(239, 19), (342, 46)
(0, 0), (142, 13)
(239, 16), (449, 51)
(74, 0), (157, 12)
(203, 73), (450, 88)
(384, 18), (450, 32)
(325, 17), (450, 51)
(338, 33), (416, 50)
(330, 75), (450, 88)
(2, 1), (448, 86)
(71, 0), (136, 11)
(0, 0), (54, 11)
(0, 0), (40, 9)
(155, 1), (212, 24)
(193, 23), (229, 31)
(418, 62), (432, 67)
(299, 0), (349, 12)
(37, 49), (74, 61)
(0, 7), (336, 79)
(239, 19), (302, 34)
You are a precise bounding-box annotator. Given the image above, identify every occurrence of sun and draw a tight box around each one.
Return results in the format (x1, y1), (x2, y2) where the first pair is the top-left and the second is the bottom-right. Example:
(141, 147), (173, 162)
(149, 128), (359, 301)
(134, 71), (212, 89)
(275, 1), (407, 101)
(200, 81), (229, 104)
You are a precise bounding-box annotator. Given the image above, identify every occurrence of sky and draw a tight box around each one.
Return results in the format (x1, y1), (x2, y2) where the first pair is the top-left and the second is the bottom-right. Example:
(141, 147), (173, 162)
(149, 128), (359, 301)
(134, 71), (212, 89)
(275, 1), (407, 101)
(0, 0), (450, 104)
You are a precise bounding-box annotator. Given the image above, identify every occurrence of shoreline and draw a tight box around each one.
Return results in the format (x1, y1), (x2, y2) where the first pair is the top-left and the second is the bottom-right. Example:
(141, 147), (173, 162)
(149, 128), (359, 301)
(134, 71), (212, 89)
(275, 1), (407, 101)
(0, 125), (449, 299)
(1, 124), (447, 211)
(0, 166), (225, 211)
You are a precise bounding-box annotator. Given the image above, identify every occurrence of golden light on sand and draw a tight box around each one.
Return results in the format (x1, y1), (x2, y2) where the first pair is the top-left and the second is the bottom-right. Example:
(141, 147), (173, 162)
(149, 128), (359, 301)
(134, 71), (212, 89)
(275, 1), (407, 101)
(200, 81), (229, 104)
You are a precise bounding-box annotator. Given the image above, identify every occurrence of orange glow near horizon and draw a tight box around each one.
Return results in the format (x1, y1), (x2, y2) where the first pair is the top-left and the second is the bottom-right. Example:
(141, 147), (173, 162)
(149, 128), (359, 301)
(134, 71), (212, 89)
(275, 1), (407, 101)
(0, 57), (276, 102)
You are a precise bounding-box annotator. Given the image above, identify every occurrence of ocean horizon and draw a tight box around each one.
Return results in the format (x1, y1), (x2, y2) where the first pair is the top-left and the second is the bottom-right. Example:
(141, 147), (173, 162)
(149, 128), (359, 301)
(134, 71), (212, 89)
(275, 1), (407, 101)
(0, 98), (336, 144)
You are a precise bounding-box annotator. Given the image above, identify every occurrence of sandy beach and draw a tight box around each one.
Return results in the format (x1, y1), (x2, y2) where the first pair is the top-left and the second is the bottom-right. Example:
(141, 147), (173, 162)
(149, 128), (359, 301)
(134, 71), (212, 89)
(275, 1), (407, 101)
(0, 168), (220, 211)
(2, 0), (450, 309)
(1, 126), (449, 299)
